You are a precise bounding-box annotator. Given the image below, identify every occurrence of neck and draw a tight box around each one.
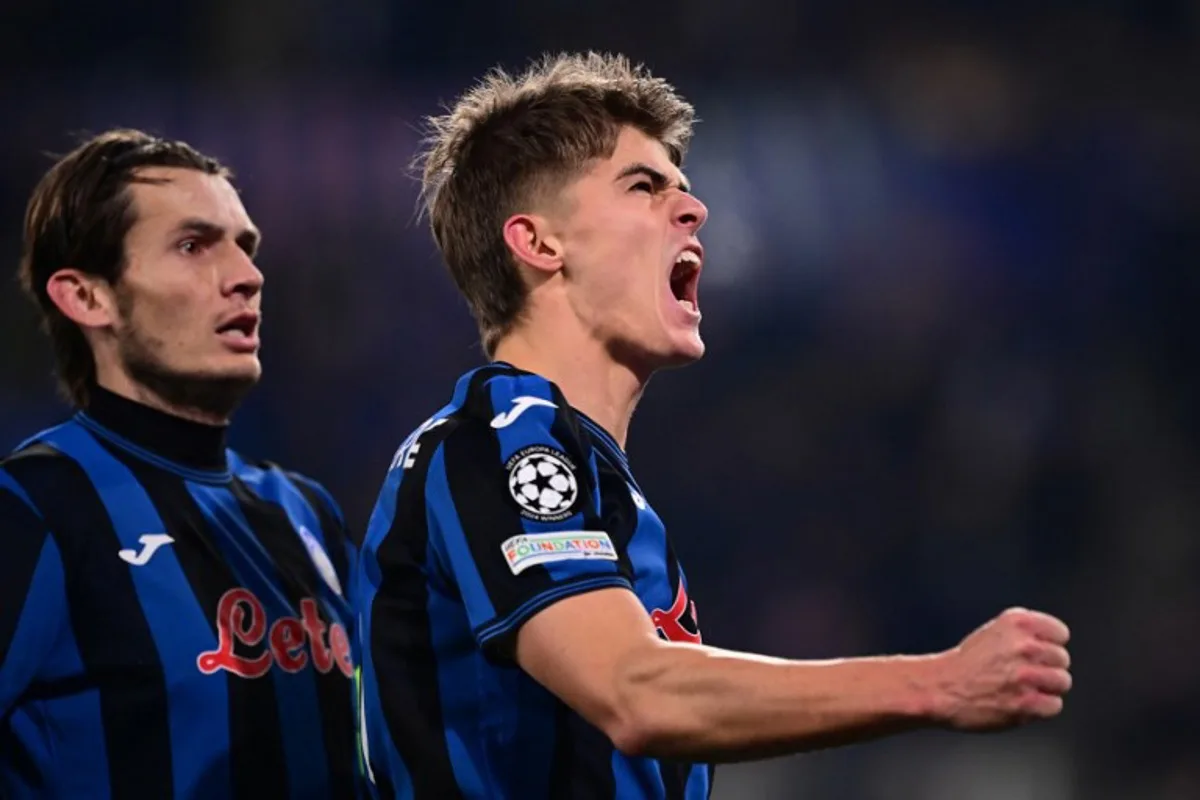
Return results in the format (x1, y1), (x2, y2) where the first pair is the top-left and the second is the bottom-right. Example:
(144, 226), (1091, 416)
(493, 320), (647, 450)
(95, 368), (232, 426)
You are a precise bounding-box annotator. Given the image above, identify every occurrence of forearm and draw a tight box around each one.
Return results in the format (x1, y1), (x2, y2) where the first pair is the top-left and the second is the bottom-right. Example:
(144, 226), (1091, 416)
(614, 643), (945, 762)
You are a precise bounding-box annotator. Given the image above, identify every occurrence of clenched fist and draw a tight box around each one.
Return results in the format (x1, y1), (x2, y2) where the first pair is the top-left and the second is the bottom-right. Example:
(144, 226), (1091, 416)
(933, 607), (1072, 730)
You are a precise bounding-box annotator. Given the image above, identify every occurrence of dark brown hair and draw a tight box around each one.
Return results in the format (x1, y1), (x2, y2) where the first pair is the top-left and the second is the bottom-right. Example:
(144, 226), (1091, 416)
(416, 52), (696, 355)
(18, 128), (230, 406)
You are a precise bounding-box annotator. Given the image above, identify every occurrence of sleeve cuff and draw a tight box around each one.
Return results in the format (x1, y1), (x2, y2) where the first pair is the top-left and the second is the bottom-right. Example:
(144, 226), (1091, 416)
(475, 574), (634, 663)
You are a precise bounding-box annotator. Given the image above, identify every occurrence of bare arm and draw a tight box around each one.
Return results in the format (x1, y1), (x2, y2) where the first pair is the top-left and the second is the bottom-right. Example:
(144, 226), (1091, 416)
(516, 588), (1071, 762)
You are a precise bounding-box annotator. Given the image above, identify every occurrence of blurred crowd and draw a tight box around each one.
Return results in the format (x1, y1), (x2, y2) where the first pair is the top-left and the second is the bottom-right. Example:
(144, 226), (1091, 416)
(3, 1), (1198, 797)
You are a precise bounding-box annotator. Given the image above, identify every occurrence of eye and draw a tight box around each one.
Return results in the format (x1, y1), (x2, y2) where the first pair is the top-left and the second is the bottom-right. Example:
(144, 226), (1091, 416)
(631, 180), (654, 194)
(178, 238), (205, 255)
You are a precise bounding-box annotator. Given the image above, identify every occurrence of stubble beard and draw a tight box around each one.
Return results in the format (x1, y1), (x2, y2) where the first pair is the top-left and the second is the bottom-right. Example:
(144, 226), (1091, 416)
(117, 323), (259, 423)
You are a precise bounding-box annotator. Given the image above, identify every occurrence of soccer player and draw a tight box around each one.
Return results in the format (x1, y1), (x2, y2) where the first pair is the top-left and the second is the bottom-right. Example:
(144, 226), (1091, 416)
(354, 53), (1073, 798)
(0, 129), (360, 798)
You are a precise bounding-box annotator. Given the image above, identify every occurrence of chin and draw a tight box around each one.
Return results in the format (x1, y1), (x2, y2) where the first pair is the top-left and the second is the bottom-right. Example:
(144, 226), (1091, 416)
(230, 359), (263, 382)
(208, 354), (263, 382)
(119, 335), (262, 419)
(614, 330), (705, 376)
(661, 334), (705, 368)
(650, 298), (706, 368)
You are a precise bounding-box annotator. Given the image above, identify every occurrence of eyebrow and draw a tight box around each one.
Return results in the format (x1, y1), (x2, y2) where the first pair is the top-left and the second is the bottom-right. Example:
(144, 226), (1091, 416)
(614, 162), (691, 194)
(174, 217), (261, 256)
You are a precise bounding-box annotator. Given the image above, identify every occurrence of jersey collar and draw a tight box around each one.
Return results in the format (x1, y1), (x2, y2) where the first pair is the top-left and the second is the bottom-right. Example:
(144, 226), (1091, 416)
(80, 385), (230, 472)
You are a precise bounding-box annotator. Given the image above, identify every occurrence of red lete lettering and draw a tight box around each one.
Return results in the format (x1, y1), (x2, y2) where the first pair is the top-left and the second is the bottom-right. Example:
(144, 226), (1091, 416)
(197, 588), (354, 678)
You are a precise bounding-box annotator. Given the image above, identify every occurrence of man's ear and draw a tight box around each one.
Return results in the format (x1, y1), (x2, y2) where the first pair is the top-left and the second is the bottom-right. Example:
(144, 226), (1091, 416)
(45, 269), (119, 330)
(502, 213), (565, 277)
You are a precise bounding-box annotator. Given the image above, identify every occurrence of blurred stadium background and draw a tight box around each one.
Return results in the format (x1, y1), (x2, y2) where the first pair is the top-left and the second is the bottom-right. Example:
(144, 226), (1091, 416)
(3, 1), (1199, 797)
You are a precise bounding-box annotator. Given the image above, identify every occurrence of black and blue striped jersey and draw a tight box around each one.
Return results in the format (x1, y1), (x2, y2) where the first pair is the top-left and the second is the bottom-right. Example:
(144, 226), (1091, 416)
(0, 386), (360, 799)
(355, 362), (711, 799)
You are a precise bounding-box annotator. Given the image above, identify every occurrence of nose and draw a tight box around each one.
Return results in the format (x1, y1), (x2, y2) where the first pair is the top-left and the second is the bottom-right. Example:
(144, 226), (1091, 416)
(222, 248), (264, 299)
(673, 191), (708, 233)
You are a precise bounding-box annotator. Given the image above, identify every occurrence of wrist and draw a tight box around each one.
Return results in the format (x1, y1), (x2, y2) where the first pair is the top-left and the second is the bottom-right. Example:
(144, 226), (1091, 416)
(906, 650), (958, 726)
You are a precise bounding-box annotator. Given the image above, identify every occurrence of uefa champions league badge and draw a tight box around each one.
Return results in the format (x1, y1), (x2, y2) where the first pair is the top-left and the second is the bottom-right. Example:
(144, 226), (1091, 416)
(298, 525), (344, 596)
(506, 445), (580, 522)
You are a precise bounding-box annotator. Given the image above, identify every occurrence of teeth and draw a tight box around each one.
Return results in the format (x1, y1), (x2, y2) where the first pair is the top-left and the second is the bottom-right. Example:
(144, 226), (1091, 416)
(678, 299), (697, 313)
(676, 250), (701, 266)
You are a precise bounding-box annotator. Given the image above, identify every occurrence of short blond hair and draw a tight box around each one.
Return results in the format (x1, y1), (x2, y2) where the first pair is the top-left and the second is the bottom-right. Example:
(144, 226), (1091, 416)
(416, 52), (696, 355)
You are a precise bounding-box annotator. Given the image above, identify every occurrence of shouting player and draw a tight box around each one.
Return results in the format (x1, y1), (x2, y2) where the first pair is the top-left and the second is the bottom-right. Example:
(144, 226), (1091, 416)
(354, 53), (1072, 798)
(0, 130), (360, 798)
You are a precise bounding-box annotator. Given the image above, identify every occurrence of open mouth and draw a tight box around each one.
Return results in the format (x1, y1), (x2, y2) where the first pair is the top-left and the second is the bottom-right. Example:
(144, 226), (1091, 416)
(216, 312), (259, 341)
(670, 248), (702, 316)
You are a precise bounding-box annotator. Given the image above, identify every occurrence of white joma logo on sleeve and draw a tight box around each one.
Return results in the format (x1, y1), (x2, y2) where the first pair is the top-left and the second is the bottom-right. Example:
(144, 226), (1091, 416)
(490, 396), (557, 429)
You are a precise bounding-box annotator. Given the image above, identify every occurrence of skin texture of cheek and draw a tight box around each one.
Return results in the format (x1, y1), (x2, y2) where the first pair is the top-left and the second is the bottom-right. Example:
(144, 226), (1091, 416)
(125, 264), (261, 382)
(574, 263), (648, 345)
(586, 219), (661, 316)
(119, 282), (209, 370)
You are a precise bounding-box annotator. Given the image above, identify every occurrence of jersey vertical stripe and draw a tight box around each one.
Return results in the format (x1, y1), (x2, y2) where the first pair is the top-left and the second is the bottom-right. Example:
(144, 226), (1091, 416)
(288, 474), (355, 591)
(545, 684), (620, 799)
(119, 461), (263, 798)
(7, 434), (176, 798)
(589, 433), (710, 799)
(44, 424), (237, 799)
(358, 364), (713, 798)
(1, 412), (360, 799)
(229, 475), (359, 797)
(370, 412), (464, 799)
(0, 475), (86, 799)
(233, 460), (354, 615)
(190, 481), (322, 798)
(421, 445), (490, 796)
(0, 479), (47, 669)
(435, 381), (632, 657)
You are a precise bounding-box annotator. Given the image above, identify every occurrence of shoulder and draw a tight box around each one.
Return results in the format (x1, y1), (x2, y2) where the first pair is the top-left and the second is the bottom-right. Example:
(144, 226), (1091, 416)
(425, 370), (600, 525)
(0, 438), (94, 511)
(0, 455), (57, 583)
(0, 436), (100, 553)
(450, 363), (588, 448)
(0, 454), (49, 531)
(452, 362), (573, 427)
(229, 452), (346, 525)
(282, 469), (347, 528)
(389, 364), (585, 473)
